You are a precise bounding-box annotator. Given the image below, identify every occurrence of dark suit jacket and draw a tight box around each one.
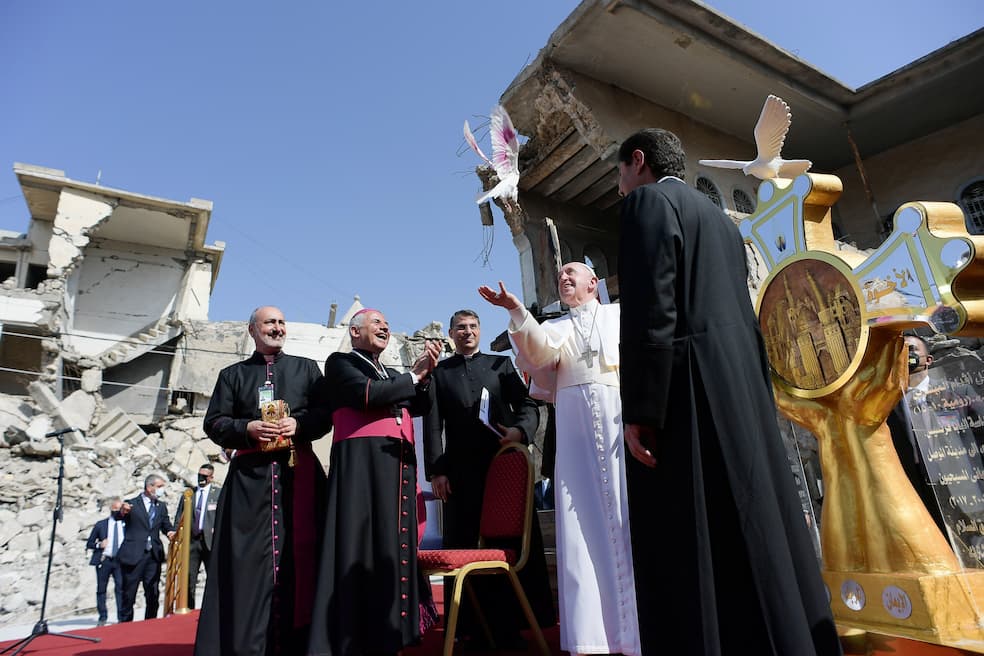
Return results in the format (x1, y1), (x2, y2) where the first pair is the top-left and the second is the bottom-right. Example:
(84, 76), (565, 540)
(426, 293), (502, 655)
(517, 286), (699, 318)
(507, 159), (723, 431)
(118, 494), (173, 566)
(175, 485), (221, 551)
(86, 517), (110, 566)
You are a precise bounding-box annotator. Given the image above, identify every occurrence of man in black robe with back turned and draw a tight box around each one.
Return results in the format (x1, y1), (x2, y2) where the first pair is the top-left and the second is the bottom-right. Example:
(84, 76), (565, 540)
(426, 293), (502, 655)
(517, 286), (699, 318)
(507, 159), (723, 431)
(195, 305), (331, 656)
(423, 309), (555, 649)
(615, 128), (842, 656)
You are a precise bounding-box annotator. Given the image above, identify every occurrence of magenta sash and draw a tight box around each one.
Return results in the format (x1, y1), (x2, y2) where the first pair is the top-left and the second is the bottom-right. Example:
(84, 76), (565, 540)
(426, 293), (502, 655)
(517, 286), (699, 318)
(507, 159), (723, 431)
(330, 406), (428, 544)
(332, 406), (414, 443)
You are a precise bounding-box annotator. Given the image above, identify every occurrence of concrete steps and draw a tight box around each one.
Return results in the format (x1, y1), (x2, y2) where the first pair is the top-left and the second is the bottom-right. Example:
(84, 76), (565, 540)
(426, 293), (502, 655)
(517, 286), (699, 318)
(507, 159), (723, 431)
(97, 319), (182, 368)
(90, 405), (146, 445)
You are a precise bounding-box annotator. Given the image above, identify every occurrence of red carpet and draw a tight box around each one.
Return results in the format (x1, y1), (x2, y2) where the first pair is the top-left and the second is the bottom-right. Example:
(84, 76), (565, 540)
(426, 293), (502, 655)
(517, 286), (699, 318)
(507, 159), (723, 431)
(0, 610), (562, 656)
(1, 589), (976, 656)
(0, 612), (199, 655)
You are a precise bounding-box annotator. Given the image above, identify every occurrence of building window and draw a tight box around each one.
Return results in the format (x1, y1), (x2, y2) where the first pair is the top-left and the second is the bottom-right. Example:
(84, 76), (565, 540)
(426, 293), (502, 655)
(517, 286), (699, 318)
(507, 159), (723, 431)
(24, 264), (47, 290)
(733, 188), (756, 214)
(696, 176), (723, 208)
(0, 261), (15, 284)
(959, 179), (984, 234)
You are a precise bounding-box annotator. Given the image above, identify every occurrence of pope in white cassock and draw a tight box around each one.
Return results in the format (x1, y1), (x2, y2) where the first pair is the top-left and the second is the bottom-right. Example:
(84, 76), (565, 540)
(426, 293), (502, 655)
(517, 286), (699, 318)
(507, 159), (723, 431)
(479, 263), (641, 656)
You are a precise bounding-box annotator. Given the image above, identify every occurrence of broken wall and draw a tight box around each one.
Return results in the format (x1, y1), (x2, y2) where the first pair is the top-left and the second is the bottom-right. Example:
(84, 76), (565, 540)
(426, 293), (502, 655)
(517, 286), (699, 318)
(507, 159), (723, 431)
(68, 242), (185, 357)
(101, 349), (175, 424)
(511, 66), (755, 308)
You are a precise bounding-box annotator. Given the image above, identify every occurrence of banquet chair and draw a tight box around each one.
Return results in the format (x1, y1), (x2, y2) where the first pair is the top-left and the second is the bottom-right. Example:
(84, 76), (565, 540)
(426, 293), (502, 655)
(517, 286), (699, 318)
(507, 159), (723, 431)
(418, 442), (550, 656)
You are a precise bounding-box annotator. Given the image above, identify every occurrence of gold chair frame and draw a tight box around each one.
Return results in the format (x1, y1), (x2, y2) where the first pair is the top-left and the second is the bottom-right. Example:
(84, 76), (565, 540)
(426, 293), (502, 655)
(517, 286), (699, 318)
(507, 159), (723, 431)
(419, 442), (550, 656)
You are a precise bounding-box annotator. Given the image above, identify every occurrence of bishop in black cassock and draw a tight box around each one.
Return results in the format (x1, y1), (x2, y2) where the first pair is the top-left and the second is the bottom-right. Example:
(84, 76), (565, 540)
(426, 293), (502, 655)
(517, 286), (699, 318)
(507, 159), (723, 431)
(195, 306), (331, 656)
(616, 129), (842, 656)
(423, 309), (555, 646)
(308, 309), (441, 656)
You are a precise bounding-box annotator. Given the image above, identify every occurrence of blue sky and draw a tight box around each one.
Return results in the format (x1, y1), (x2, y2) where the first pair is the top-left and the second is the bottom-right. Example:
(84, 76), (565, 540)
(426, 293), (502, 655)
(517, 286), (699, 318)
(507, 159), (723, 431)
(1, 1), (982, 348)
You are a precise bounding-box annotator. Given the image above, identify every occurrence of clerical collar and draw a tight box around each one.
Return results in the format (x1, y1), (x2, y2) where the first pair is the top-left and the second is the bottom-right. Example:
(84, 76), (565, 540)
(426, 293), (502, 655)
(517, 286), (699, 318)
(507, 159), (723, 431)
(657, 175), (685, 185)
(570, 298), (599, 315)
(460, 351), (482, 360)
(352, 348), (389, 378)
(250, 350), (284, 363)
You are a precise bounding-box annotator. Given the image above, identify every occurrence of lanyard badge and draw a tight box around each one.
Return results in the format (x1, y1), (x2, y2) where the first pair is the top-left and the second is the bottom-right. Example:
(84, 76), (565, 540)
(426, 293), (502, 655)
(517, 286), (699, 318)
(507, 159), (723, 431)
(258, 361), (275, 408)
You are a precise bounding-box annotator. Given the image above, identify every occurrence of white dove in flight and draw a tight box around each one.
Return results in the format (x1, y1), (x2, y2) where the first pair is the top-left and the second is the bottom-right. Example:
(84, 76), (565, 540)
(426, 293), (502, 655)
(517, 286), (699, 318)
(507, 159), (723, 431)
(698, 94), (812, 180)
(463, 105), (520, 204)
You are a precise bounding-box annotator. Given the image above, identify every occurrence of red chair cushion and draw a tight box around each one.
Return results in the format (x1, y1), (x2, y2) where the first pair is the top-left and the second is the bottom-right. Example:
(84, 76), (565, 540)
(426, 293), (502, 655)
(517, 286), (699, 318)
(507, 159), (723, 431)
(418, 548), (517, 571)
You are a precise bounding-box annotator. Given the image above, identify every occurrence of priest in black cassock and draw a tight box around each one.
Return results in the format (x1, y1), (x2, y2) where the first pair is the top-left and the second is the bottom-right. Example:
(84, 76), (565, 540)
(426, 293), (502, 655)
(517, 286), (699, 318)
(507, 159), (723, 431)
(423, 309), (555, 649)
(308, 309), (441, 656)
(195, 306), (331, 656)
(615, 129), (842, 656)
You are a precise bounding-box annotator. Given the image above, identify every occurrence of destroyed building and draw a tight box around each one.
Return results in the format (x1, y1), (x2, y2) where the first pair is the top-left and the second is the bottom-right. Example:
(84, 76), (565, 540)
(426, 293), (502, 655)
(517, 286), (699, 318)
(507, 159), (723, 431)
(0, 164), (445, 626)
(482, 0), (984, 311)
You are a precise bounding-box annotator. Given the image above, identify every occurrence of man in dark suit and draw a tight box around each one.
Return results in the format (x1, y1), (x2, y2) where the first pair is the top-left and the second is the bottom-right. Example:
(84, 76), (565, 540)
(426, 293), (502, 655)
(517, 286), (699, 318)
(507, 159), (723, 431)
(174, 463), (220, 609)
(118, 474), (173, 622)
(616, 127), (841, 656)
(423, 309), (554, 647)
(86, 496), (125, 626)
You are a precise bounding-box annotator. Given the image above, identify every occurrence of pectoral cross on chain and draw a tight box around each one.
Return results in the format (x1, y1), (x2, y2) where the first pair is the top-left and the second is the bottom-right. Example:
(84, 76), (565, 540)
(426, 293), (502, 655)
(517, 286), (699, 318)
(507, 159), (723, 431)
(579, 347), (598, 368)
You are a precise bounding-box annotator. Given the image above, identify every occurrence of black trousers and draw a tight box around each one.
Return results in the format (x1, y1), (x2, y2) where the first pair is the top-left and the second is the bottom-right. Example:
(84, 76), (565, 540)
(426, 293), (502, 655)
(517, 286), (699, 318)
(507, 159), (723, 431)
(120, 552), (162, 621)
(94, 558), (123, 622)
(187, 534), (211, 610)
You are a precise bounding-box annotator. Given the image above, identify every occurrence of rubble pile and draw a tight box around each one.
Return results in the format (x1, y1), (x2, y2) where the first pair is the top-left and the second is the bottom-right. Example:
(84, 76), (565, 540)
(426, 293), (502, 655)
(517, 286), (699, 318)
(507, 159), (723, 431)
(0, 389), (224, 627)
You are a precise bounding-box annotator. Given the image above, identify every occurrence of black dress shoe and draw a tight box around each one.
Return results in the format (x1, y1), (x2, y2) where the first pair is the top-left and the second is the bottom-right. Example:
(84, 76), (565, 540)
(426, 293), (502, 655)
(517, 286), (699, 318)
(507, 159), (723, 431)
(97, 620), (107, 627)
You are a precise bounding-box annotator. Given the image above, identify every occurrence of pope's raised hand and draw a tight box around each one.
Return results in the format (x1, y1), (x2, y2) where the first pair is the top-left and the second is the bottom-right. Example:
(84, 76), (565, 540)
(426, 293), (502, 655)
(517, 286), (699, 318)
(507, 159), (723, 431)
(478, 281), (521, 310)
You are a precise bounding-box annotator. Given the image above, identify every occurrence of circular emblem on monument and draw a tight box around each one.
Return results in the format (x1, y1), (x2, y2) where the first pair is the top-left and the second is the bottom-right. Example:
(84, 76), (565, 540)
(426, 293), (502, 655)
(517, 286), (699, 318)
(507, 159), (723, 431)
(841, 579), (866, 611)
(881, 585), (912, 619)
(930, 305), (961, 334)
(758, 256), (864, 396)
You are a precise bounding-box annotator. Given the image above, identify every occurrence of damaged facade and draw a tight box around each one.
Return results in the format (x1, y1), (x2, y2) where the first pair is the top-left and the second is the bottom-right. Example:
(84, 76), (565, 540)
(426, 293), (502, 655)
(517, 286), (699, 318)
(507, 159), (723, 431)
(481, 0), (984, 311)
(0, 165), (446, 626)
(0, 163), (225, 422)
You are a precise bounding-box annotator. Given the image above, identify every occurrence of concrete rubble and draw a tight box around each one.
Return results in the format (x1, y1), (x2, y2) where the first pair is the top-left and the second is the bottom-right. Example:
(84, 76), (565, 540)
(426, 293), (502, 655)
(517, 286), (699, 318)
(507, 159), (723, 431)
(0, 387), (226, 625)
(0, 319), (448, 628)
(0, 164), (454, 628)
